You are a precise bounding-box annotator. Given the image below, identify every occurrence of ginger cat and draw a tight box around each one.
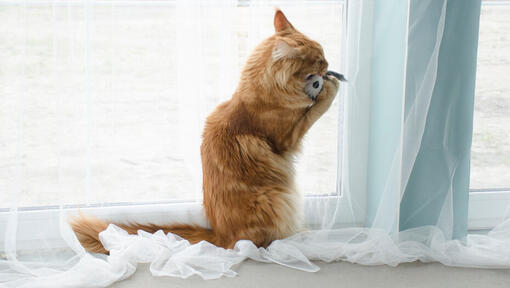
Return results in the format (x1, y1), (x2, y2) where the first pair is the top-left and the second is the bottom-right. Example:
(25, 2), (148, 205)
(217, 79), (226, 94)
(71, 9), (339, 253)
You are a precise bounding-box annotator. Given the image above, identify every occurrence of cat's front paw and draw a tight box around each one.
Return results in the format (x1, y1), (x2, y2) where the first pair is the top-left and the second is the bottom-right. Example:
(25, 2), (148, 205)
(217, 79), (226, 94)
(315, 75), (339, 105)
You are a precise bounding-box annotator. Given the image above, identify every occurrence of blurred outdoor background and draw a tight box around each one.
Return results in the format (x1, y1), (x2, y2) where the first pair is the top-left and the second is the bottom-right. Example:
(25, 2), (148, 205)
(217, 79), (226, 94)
(0, 0), (508, 207)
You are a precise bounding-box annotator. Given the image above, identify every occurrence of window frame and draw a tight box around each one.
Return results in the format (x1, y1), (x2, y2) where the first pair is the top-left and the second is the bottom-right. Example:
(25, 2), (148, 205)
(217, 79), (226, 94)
(468, 190), (510, 230)
(0, 0), (358, 252)
(3, 0), (507, 252)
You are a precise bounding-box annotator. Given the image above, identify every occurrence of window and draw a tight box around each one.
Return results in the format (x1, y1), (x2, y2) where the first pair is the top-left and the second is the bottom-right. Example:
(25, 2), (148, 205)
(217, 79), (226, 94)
(0, 1), (345, 209)
(468, 1), (510, 229)
(0, 0), (348, 251)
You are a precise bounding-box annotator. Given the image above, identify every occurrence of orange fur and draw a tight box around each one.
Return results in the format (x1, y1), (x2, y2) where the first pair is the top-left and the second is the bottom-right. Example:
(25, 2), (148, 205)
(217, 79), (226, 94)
(70, 9), (339, 253)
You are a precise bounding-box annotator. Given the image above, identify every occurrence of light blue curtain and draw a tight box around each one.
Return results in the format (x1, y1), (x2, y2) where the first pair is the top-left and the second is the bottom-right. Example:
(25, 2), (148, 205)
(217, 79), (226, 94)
(400, 0), (482, 239)
(362, 0), (482, 239)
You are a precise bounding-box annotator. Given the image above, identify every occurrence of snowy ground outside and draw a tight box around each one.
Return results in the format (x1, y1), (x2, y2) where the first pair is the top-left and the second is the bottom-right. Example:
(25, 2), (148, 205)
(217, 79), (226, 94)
(471, 3), (510, 191)
(0, 1), (508, 207)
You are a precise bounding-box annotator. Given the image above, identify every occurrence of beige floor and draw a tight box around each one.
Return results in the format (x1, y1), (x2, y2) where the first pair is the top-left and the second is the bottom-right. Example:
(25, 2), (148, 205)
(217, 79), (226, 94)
(109, 260), (510, 288)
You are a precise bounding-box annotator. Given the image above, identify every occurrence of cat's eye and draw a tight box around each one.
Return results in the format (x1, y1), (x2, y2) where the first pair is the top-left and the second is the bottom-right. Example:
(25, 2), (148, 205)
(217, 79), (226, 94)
(306, 74), (314, 80)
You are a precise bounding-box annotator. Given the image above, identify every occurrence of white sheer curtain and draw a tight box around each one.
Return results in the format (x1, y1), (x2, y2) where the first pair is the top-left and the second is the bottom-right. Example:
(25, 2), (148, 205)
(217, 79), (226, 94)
(0, 0), (345, 286)
(3, 0), (510, 287)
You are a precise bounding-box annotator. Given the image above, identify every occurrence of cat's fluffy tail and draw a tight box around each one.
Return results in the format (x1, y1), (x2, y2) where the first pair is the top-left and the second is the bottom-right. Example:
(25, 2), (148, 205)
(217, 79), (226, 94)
(69, 214), (216, 254)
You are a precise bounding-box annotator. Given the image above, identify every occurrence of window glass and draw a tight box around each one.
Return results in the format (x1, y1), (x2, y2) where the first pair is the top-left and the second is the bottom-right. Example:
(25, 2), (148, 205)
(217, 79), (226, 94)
(471, 3), (510, 191)
(0, 1), (344, 207)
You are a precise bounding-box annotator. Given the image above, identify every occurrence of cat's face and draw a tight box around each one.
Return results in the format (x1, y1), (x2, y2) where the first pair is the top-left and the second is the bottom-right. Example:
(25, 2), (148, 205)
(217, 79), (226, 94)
(241, 10), (330, 109)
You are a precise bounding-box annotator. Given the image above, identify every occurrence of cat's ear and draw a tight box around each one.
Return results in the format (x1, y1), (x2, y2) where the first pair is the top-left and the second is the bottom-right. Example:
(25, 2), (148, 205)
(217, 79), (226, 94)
(274, 9), (294, 33)
(272, 40), (298, 61)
